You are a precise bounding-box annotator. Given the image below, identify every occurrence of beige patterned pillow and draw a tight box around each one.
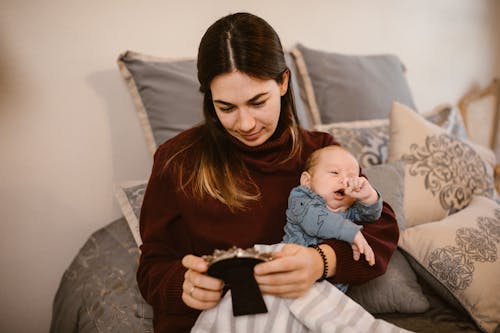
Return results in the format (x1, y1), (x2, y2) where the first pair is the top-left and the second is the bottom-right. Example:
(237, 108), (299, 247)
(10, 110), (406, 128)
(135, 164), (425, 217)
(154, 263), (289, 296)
(399, 195), (500, 333)
(388, 102), (495, 228)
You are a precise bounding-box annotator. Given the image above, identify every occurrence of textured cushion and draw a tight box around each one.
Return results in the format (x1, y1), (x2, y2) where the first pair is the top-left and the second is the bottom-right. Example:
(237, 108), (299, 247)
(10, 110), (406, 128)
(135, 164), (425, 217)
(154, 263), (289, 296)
(399, 195), (500, 333)
(388, 102), (495, 228)
(347, 250), (429, 314)
(117, 50), (312, 156)
(291, 44), (416, 126)
(114, 180), (147, 246)
(317, 118), (389, 168)
(316, 104), (468, 169)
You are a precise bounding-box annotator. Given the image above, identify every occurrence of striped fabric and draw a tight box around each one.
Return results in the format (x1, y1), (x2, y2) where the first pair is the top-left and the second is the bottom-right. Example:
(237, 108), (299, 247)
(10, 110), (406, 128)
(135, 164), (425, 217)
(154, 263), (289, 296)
(192, 244), (413, 333)
(192, 281), (413, 333)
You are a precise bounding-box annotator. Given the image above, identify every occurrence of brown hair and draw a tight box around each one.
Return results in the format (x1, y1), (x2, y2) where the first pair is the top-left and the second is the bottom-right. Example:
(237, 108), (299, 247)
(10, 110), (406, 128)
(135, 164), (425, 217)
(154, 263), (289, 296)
(164, 12), (303, 212)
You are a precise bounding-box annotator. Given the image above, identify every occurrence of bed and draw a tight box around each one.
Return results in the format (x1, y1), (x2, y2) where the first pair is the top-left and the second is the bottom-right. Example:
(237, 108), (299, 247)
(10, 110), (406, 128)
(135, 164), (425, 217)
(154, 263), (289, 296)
(50, 43), (500, 333)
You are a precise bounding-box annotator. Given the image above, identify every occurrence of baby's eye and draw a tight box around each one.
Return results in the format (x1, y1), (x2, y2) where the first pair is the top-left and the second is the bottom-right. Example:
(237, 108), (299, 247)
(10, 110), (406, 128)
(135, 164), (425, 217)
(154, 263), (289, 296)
(330, 171), (338, 175)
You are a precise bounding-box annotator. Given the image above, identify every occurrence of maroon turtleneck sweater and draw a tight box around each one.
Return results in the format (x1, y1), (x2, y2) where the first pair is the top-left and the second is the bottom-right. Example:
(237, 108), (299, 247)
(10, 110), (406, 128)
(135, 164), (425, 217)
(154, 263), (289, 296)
(137, 127), (399, 333)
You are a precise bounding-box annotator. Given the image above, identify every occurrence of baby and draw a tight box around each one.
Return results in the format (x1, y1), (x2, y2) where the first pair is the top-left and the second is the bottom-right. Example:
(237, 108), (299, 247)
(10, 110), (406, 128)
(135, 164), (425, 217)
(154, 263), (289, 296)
(283, 145), (382, 269)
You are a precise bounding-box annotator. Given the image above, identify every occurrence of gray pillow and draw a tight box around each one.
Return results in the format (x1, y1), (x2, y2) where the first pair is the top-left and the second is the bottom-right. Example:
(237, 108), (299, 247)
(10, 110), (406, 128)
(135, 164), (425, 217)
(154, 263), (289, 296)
(363, 161), (406, 231)
(346, 162), (430, 314)
(117, 51), (312, 156)
(117, 52), (203, 155)
(291, 44), (416, 126)
(347, 250), (430, 314)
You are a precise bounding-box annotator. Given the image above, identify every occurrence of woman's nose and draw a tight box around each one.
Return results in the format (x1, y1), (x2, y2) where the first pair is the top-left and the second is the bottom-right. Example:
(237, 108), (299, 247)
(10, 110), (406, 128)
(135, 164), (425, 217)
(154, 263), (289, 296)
(237, 108), (256, 131)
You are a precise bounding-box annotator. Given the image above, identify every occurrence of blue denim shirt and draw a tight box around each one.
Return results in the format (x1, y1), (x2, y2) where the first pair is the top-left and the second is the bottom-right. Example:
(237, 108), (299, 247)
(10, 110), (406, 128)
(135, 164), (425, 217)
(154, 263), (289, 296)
(283, 185), (382, 246)
(283, 185), (382, 293)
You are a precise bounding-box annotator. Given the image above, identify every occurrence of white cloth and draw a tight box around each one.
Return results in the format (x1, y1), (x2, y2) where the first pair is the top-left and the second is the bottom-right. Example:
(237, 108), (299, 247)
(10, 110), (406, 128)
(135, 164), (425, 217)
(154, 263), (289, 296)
(191, 244), (413, 333)
(191, 280), (413, 333)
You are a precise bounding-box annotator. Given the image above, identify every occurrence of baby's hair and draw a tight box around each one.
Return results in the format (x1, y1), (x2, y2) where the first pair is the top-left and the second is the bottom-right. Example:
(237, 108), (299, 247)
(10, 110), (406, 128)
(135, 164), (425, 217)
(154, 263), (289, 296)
(304, 145), (359, 173)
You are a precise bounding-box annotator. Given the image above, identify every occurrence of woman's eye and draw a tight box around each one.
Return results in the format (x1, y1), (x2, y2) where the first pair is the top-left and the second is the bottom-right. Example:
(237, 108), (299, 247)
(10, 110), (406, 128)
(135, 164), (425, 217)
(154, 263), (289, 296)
(252, 100), (266, 107)
(220, 106), (235, 112)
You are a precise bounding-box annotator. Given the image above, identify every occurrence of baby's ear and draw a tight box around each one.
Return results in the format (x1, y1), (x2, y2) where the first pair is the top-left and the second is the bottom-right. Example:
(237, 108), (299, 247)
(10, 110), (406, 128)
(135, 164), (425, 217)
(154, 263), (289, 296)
(300, 171), (311, 187)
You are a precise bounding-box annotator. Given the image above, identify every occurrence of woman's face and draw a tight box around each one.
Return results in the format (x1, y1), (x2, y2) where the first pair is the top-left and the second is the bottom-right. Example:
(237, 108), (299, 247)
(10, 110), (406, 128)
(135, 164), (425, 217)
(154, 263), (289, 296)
(210, 70), (288, 147)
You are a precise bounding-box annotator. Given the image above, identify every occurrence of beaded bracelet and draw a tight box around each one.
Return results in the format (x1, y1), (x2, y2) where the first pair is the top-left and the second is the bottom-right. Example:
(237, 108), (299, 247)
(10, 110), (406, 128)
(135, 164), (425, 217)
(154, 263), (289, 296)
(309, 244), (328, 282)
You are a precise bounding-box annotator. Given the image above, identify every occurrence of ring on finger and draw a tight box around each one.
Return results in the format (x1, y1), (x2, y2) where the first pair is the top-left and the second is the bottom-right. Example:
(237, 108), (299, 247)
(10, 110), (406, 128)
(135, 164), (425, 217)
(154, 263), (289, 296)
(189, 285), (196, 297)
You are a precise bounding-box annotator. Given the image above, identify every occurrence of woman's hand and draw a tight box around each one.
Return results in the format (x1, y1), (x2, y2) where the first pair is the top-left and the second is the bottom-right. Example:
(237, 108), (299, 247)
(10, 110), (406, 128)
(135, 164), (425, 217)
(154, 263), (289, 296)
(181, 254), (224, 310)
(253, 243), (335, 298)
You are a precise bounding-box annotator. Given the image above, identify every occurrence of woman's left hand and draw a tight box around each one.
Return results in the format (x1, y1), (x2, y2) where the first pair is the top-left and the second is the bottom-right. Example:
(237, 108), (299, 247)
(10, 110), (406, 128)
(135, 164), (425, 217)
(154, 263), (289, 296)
(253, 243), (324, 298)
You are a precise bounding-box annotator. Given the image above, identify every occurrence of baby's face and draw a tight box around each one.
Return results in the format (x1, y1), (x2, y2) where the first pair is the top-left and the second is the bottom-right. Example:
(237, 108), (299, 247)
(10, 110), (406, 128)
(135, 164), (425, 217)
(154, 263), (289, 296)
(303, 148), (359, 212)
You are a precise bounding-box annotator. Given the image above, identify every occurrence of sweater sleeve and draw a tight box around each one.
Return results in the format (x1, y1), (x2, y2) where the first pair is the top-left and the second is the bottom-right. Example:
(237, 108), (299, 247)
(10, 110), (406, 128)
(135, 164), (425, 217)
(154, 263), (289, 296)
(136, 145), (198, 316)
(322, 201), (399, 285)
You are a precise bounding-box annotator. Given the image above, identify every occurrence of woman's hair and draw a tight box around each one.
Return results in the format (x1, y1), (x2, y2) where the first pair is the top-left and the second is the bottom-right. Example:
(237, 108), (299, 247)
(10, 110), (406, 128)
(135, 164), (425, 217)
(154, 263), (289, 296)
(166, 12), (302, 211)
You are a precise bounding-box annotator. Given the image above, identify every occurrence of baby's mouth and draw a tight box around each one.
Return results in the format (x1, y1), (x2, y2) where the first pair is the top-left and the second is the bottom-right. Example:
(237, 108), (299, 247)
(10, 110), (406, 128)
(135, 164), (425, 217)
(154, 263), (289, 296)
(334, 189), (345, 199)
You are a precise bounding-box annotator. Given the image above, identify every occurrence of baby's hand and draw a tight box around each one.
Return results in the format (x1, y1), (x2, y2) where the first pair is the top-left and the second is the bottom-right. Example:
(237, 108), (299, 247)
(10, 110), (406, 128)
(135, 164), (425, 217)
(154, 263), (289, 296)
(344, 176), (378, 205)
(352, 231), (375, 266)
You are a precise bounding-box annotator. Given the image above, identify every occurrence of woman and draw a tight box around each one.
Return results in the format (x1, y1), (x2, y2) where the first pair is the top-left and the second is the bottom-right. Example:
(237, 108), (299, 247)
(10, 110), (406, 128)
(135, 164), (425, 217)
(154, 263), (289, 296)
(137, 12), (399, 333)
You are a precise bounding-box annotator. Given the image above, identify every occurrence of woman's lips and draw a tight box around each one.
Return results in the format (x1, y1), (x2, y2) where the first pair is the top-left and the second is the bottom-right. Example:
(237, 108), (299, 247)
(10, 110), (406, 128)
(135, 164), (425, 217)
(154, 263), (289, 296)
(241, 130), (262, 141)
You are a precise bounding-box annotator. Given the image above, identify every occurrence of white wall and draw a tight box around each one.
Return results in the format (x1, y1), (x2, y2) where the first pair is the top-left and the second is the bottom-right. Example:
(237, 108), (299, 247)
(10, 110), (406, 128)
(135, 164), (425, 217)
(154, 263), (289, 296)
(0, 0), (498, 332)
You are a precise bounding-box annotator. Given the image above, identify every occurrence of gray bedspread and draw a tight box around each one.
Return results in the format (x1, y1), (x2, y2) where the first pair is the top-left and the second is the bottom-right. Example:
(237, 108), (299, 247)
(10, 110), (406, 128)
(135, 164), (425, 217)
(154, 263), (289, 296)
(50, 218), (153, 333)
(50, 218), (486, 333)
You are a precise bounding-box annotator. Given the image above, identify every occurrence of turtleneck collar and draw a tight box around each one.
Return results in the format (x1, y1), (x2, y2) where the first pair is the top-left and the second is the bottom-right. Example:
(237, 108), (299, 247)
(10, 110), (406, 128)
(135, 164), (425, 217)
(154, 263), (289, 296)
(227, 127), (300, 173)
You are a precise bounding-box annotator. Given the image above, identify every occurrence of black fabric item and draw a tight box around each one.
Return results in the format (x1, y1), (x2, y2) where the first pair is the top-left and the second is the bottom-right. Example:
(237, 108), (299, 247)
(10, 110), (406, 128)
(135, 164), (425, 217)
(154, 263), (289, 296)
(207, 257), (268, 316)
